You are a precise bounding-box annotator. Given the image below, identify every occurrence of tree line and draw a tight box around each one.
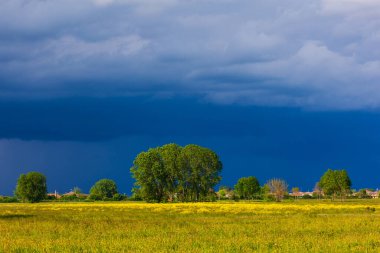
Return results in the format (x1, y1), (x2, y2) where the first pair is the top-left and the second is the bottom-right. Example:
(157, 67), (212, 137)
(3, 143), (357, 203)
(221, 169), (352, 202)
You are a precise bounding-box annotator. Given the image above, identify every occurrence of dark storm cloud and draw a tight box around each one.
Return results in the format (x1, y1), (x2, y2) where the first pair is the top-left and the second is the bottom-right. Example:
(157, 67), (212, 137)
(1, 0), (380, 109)
(0, 97), (271, 141)
(1, 98), (380, 195)
(0, 96), (379, 142)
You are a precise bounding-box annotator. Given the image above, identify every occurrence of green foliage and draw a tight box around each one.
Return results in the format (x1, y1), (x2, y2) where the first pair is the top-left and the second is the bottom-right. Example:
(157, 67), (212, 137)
(131, 143), (222, 202)
(319, 169), (352, 200)
(208, 193), (217, 202)
(216, 186), (235, 200)
(130, 147), (169, 202)
(218, 188), (226, 198)
(357, 189), (371, 199)
(301, 194), (313, 199)
(60, 195), (85, 202)
(177, 144), (222, 202)
(129, 188), (143, 201)
(0, 196), (18, 203)
(260, 184), (272, 201)
(112, 193), (128, 201)
(89, 179), (118, 200)
(15, 171), (47, 203)
(234, 176), (260, 199)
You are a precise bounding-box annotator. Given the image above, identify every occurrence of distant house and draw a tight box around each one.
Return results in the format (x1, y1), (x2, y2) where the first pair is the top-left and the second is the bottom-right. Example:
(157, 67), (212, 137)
(289, 191), (302, 198)
(366, 190), (379, 199)
(62, 191), (89, 198)
(289, 191), (313, 197)
(47, 190), (62, 199)
(62, 191), (76, 197)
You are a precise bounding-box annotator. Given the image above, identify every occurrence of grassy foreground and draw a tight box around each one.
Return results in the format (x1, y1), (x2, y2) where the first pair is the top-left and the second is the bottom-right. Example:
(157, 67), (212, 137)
(1, 200), (380, 252)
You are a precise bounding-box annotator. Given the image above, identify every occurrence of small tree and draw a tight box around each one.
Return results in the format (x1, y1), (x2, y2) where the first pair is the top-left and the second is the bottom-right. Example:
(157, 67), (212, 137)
(217, 187), (226, 200)
(15, 172), (47, 203)
(234, 176), (260, 199)
(319, 169), (351, 201)
(267, 178), (288, 202)
(89, 179), (118, 200)
(260, 184), (272, 200)
(217, 186), (235, 200)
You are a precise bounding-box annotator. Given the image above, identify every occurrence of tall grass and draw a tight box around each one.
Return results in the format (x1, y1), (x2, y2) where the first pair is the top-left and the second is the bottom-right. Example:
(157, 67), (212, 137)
(1, 200), (380, 252)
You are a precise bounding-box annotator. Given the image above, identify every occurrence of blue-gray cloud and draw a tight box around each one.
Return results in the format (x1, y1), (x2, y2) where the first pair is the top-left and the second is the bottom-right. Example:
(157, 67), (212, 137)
(1, 0), (380, 109)
(2, 102), (380, 195)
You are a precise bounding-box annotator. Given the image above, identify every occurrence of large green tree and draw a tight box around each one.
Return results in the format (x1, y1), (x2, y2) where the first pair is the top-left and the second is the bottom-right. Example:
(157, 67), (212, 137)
(178, 144), (222, 201)
(159, 143), (182, 201)
(89, 179), (118, 200)
(130, 147), (169, 202)
(15, 171), (47, 203)
(131, 143), (222, 202)
(319, 169), (351, 200)
(234, 176), (260, 199)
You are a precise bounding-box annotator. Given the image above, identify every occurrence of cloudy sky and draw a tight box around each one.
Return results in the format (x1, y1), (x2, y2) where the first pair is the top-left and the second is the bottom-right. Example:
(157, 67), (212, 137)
(1, 0), (380, 194)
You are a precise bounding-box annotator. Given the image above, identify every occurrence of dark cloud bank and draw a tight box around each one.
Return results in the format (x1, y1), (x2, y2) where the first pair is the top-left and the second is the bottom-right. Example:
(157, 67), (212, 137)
(1, 97), (380, 195)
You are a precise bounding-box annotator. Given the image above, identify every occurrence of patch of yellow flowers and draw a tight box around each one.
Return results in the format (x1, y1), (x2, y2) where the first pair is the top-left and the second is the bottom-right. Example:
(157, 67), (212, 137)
(1, 200), (380, 252)
(2, 200), (375, 214)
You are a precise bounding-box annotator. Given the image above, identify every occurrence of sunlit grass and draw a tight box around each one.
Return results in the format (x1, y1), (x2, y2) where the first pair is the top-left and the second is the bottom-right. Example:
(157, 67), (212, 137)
(1, 200), (380, 252)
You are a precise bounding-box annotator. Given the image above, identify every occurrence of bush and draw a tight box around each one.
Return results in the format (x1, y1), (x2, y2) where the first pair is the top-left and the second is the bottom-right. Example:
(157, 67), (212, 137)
(112, 193), (128, 201)
(129, 193), (143, 201)
(60, 195), (87, 202)
(89, 179), (118, 200)
(87, 194), (102, 201)
(263, 194), (276, 202)
(0, 196), (19, 203)
(234, 177), (260, 200)
(46, 195), (58, 201)
(128, 188), (143, 201)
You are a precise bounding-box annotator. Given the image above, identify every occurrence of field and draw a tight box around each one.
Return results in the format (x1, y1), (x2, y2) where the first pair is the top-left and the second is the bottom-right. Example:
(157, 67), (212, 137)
(1, 200), (380, 252)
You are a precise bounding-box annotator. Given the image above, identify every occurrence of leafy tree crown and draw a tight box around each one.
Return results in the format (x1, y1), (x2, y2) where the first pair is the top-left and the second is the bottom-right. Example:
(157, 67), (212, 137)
(15, 171), (47, 203)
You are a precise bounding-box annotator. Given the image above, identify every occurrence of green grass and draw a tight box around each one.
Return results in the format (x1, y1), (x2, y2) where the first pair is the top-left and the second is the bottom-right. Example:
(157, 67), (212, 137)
(1, 200), (380, 252)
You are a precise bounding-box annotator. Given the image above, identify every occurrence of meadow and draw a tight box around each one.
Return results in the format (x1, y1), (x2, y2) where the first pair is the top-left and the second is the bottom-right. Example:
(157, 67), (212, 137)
(1, 200), (380, 252)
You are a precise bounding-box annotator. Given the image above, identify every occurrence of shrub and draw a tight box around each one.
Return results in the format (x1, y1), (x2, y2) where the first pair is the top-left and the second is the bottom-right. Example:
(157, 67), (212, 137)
(112, 193), (128, 201)
(0, 196), (19, 203)
(89, 179), (118, 200)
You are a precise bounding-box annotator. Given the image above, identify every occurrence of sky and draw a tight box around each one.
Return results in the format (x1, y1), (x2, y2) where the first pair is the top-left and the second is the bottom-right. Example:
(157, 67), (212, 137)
(1, 0), (380, 195)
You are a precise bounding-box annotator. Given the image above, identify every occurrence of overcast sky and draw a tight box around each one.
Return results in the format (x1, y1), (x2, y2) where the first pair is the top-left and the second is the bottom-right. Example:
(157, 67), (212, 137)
(1, 0), (380, 195)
